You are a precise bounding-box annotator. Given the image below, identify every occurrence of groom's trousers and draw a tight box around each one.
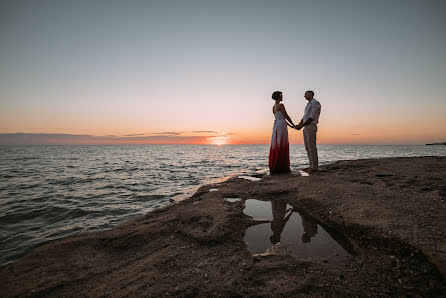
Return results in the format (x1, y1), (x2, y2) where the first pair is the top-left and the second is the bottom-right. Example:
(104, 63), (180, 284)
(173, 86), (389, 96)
(303, 124), (318, 170)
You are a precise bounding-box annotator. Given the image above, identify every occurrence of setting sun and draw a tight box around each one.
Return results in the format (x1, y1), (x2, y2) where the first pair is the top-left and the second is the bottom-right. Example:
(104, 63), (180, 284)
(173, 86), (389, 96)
(208, 136), (229, 146)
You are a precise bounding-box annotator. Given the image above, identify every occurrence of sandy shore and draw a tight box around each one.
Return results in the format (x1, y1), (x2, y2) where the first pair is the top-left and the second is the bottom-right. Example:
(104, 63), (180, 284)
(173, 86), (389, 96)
(1, 156), (445, 296)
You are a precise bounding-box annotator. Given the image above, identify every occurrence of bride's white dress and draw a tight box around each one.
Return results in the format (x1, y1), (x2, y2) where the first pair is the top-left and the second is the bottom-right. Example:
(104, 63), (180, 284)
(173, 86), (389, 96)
(269, 110), (290, 173)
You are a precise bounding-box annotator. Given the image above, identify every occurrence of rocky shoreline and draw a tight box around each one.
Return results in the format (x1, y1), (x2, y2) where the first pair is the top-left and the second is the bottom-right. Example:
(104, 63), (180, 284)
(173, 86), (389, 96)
(1, 156), (445, 296)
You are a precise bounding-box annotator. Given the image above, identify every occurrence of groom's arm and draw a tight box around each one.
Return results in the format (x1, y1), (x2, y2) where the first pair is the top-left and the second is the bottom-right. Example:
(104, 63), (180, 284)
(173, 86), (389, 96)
(296, 103), (320, 129)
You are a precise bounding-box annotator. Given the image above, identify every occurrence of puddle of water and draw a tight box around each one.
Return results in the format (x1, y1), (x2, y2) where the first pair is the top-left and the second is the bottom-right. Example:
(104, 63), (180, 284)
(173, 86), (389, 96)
(299, 170), (310, 177)
(224, 198), (242, 203)
(244, 199), (274, 220)
(243, 199), (351, 260)
(238, 176), (261, 181)
(209, 188), (219, 192)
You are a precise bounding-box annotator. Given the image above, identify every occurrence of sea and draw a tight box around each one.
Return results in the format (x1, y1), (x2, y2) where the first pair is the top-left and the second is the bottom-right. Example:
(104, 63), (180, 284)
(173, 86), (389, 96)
(1, 144), (445, 267)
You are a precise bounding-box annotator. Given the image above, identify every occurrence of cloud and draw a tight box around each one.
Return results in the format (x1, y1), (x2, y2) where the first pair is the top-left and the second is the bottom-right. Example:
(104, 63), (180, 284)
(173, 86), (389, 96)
(150, 132), (182, 136)
(123, 133), (147, 137)
(190, 130), (218, 134)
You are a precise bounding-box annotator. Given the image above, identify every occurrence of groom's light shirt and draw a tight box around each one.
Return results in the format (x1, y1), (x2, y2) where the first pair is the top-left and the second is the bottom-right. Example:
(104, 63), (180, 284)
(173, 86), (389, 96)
(303, 98), (321, 125)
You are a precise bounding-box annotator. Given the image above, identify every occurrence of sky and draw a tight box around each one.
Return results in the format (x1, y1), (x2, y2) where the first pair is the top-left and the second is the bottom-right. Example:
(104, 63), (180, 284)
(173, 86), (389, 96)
(1, 0), (445, 145)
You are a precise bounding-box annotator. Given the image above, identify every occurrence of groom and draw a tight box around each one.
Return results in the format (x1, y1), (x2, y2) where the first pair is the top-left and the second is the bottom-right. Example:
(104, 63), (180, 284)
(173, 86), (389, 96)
(294, 91), (321, 173)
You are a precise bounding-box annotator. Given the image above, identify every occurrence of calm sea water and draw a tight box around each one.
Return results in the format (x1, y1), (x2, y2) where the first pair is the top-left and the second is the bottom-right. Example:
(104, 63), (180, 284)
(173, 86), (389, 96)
(0, 144), (445, 266)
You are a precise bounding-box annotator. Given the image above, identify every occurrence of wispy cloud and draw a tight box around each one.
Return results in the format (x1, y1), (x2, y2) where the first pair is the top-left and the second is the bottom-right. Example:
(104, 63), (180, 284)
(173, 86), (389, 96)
(123, 133), (147, 137)
(120, 131), (227, 137)
(150, 132), (182, 136)
(190, 130), (218, 134)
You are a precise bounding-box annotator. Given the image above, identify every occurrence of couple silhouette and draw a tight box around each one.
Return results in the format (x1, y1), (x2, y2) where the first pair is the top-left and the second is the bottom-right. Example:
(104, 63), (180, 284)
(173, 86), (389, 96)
(269, 90), (321, 174)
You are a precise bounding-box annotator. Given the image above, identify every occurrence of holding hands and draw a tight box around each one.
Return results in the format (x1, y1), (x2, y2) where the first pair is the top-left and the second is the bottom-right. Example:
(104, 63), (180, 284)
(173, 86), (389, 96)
(294, 124), (303, 130)
(288, 123), (303, 130)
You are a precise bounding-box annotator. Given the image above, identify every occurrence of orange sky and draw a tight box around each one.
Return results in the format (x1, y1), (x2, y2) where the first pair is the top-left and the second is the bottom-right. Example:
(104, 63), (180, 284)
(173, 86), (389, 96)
(3, 91), (445, 145)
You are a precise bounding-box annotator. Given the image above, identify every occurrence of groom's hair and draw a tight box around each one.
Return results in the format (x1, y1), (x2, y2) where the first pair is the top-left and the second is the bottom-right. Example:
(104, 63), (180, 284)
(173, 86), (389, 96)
(272, 91), (282, 100)
(306, 90), (314, 97)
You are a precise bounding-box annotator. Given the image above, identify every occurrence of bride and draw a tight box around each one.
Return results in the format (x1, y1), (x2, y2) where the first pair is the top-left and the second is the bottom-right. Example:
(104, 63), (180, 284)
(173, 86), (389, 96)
(269, 91), (295, 174)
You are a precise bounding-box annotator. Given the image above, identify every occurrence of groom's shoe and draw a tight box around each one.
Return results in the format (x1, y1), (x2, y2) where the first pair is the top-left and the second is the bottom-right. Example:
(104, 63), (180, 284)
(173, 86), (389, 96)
(306, 168), (318, 173)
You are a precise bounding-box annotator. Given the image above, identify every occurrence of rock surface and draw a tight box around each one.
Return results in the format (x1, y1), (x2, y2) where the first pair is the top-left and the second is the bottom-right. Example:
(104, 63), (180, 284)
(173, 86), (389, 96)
(1, 156), (445, 296)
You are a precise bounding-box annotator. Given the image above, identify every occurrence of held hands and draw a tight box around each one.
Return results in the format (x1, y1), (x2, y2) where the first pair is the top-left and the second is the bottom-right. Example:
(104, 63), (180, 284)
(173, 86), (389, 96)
(294, 124), (303, 130)
(287, 123), (303, 130)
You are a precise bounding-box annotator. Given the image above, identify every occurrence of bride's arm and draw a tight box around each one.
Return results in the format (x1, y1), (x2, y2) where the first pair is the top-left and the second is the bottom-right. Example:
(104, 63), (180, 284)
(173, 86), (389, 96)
(279, 104), (295, 127)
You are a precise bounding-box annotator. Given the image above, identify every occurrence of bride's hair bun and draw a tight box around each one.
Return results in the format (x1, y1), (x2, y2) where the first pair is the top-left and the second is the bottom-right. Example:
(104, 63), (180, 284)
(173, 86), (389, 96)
(272, 91), (282, 100)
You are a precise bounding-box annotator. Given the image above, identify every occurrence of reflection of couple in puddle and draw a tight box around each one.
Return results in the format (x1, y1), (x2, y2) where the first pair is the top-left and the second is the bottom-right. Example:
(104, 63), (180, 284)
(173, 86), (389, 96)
(270, 198), (318, 245)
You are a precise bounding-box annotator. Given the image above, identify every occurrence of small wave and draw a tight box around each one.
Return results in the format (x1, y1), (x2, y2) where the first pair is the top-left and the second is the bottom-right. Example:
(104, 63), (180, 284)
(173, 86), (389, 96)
(0, 205), (73, 224)
(131, 194), (167, 201)
(0, 174), (16, 178)
(11, 157), (39, 161)
(15, 183), (42, 190)
(48, 176), (99, 186)
(99, 184), (130, 190)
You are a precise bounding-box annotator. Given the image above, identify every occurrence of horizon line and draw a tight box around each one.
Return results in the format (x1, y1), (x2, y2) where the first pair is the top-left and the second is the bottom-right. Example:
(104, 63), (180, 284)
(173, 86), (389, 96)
(0, 132), (441, 146)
